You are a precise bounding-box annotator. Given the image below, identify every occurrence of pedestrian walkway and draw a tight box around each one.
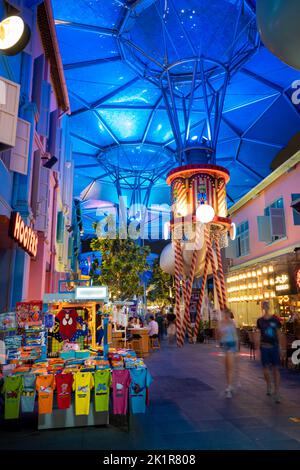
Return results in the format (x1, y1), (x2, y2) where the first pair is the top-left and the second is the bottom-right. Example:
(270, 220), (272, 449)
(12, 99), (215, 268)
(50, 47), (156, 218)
(1, 342), (300, 450)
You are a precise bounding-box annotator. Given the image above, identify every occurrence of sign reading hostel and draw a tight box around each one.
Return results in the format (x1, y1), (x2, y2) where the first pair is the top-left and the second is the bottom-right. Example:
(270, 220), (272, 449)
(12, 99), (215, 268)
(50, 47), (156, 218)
(9, 212), (38, 257)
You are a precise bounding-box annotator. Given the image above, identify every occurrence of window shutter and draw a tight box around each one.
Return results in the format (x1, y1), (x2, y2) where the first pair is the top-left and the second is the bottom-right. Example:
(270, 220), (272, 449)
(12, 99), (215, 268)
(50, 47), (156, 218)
(48, 109), (59, 157)
(35, 165), (50, 232)
(31, 150), (50, 232)
(31, 55), (45, 112)
(291, 194), (300, 225)
(9, 118), (31, 175)
(57, 128), (63, 174)
(63, 162), (74, 208)
(225, 238), (237, 259)
(56, 211), (64, 243)
(31, 150), (41, 217)
(257, 215), (272, 242)
(270, 207), (286, 237)
(0, 76), (20, 150)
(68, 236), (74, 259)
(37, 81), (51, 137)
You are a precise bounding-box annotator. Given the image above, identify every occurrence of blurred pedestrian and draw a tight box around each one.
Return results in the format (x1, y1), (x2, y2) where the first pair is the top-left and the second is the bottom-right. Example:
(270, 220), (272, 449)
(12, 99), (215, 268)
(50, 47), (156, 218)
(218, 308), (239, 398)
(255, 301), (282, 403)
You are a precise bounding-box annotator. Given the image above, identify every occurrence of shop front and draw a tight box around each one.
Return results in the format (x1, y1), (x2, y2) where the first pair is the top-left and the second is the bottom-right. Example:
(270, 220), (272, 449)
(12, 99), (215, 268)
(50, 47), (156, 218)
(0, 284), (153, 430)
(227, 255), (300, 326)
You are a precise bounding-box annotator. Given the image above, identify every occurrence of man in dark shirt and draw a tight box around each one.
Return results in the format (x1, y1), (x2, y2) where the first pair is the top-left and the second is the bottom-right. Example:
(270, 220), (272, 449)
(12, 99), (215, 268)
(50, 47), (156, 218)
(256, 301), (282, 403)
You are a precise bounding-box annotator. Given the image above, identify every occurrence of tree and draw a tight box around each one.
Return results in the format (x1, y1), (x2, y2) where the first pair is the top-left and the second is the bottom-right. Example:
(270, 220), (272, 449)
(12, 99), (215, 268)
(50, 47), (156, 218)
(90, 235), (151, 301)
(147, 258), (175, 309)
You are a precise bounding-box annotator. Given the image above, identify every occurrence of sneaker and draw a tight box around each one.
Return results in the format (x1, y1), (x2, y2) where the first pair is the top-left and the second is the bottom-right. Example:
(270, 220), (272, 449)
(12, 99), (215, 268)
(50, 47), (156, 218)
(266, 386), (272, 396)
(225, 387), (233, 399)
(274, 394), (281, 404)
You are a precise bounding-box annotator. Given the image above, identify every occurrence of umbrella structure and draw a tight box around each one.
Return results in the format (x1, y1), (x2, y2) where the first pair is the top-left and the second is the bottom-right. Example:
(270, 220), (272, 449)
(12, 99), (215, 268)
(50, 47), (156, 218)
(52, 0), (300, 236)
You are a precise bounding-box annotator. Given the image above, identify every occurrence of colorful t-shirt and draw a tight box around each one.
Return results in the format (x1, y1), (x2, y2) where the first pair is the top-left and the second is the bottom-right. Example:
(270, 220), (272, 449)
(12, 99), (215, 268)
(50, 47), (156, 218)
(36, 374), (55, 415)
(94, 370), (111, 412)
(56, 373), (73, 410)
(21, 374), (36, 413)
(129, 368), (153, 414)
(57, 309), (78, 340)
(3, 375), (23, 419)
(112, 370), (131, 415)
(73, 372), (94, 416)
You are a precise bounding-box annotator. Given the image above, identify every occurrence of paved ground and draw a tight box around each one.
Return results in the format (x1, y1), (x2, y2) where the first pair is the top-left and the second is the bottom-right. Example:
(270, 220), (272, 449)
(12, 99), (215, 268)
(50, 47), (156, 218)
(1, 341), (300, 450)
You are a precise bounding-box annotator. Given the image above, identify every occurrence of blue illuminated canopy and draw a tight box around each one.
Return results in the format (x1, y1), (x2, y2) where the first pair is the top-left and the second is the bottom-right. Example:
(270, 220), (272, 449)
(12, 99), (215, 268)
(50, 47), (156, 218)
(52, 0), (300, 230)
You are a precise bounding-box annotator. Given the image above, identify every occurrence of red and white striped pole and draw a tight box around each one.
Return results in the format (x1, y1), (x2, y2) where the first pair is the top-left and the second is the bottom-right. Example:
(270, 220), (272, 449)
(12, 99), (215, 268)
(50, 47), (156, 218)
(205, 229), (225, 311)
(194, 249), (210, 337)
(174, 239), (183, 347)
(215, 237), (227, 309)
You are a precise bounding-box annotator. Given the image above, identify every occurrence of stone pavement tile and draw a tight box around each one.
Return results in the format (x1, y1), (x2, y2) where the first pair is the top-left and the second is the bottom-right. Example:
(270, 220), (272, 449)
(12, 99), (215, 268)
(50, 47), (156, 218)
(228, 417), (271, 429)
(256, 439), (300, 450)
(162, 430), (260, 450)
(180, 405), (224, 422)
(241, 426), (292, 443)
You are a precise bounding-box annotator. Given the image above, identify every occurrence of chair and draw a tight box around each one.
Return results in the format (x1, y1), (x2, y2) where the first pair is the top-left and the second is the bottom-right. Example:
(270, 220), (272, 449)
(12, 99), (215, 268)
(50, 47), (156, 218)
(149, 335), (160, 351)
(132, 338), (144, 357)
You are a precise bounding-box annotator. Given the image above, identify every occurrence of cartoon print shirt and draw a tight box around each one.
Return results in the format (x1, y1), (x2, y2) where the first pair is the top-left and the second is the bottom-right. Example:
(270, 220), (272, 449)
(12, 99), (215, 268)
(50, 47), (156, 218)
(36, 374), (55, 415)
(73, 372), (94, 416)
(3, 375), (23, 419)
(56, 309), (78, 340)
(56, 373), (73, 410)
(129, 369), (153, 414)
(94, 370), (111, 412)
(21, 374), (36, 413)
(112, 370), (131, 415)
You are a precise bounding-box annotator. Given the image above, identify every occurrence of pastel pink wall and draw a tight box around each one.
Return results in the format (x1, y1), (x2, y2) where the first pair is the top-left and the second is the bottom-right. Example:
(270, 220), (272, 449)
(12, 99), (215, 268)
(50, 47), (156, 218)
(231, 162), (300, 267)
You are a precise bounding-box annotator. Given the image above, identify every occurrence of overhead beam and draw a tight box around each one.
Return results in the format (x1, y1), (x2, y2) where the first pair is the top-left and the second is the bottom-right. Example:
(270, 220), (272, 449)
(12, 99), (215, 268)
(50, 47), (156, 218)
(64, 56), (121, 70)
(54, 19), (118, 36)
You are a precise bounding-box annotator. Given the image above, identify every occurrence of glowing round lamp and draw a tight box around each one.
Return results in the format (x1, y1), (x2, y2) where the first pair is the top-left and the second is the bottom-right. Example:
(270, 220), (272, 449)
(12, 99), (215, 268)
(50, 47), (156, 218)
(0, 16), (31, 56)
(229, 222), (236, 241)
(196, 204), (215, 224)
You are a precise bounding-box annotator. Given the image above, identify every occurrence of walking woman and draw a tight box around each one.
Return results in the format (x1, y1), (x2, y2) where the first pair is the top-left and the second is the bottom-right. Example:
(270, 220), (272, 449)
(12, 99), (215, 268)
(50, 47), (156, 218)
(218, 308), (239, 398)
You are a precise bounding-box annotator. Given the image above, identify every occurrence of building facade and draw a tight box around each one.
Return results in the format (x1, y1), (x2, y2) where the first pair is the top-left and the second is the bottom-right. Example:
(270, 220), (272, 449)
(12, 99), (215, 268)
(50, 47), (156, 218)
(225, 151), (300, 326)
(0, 0), (74, 312)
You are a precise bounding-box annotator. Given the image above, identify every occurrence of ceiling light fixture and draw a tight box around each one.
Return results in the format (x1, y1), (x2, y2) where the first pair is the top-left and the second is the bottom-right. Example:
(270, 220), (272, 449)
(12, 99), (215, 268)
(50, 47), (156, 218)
(0, 15), (31, 56)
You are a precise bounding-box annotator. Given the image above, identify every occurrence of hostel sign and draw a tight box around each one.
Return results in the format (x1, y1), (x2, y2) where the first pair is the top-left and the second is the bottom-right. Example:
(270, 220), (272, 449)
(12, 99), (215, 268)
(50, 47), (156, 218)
(9, 212), (38, 257)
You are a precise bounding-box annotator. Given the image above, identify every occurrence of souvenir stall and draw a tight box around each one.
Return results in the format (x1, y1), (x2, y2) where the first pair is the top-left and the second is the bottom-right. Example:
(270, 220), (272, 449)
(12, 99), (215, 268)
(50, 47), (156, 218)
(0, 287), (153, 431)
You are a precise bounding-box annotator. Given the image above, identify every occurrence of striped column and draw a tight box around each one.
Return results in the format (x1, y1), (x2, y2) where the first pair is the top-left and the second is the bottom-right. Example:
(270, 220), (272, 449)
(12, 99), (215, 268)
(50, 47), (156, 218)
(215, 236), (227, 309)
(174, 239), (183, 347)
(173, 179), (187, 217)
(194, 248), (210, 337)
(217, 179), (227, 218)
(205, 228), (225, 311)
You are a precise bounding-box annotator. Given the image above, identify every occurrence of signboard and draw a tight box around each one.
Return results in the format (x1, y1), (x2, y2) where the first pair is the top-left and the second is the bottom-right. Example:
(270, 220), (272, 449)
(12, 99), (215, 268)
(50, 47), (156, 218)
(43, 293), (75, 303)
(275, 273), (290, 293)
(75, 286), (108, 301)
(296, 267), (300, 292)
(9, 212), (38, 257)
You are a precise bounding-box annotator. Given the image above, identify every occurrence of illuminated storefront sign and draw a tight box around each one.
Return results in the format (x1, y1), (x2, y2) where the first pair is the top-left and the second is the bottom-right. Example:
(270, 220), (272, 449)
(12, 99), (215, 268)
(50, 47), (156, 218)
(75, 286), (108, 300)
(296, 269), (300, 291)
(9, 212), (38, 257)
(275, 273), (290, 292)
